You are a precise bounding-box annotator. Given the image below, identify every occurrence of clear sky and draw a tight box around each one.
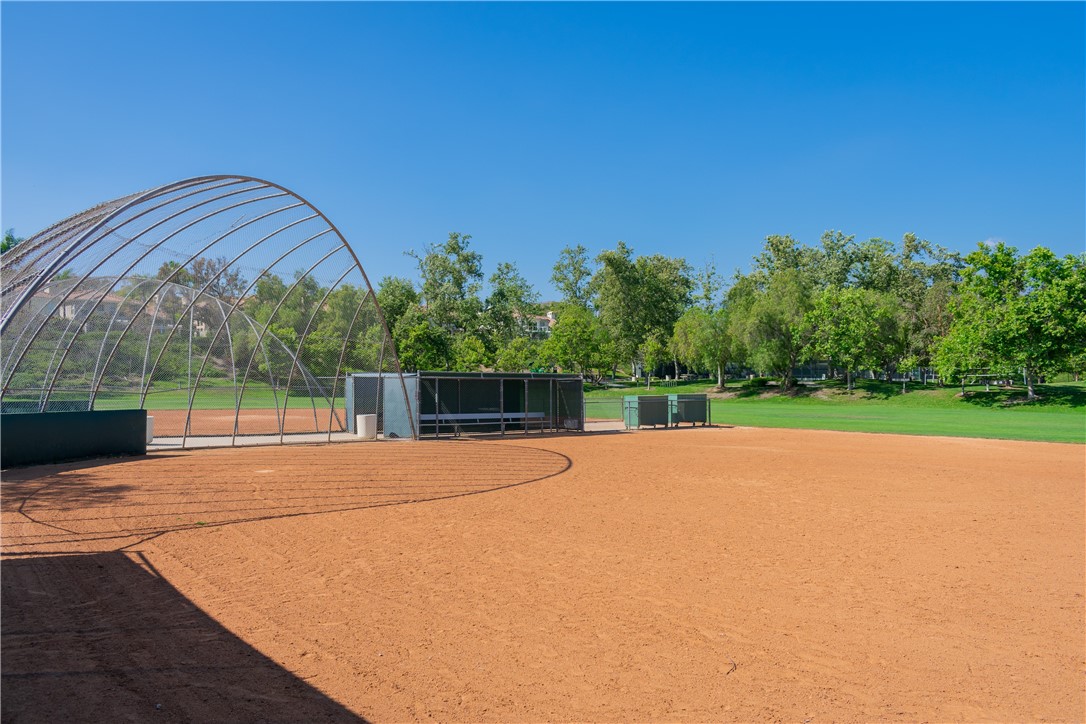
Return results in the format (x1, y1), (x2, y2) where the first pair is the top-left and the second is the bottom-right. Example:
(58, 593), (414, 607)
(3, 1), (1083, 300)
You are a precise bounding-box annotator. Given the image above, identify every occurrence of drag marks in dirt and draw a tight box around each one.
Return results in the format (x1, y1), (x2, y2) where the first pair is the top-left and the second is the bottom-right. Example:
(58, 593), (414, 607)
(0, 441), (570, 556)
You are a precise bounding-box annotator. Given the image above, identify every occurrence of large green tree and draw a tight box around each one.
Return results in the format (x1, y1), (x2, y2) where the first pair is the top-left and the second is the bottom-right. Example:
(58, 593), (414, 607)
(936, 243), (1086, 398)
(483, 261), (539, 350)
(593, 243), (692, 373)
(671, 306), (732, 387)
(394, 305), (452, 373)
(730, 268), (812, 388)
(805, 286), (891, 390)
(551, 244), (596, 308)
(409, 232), (483, 333)
(376, 276), (419, 333)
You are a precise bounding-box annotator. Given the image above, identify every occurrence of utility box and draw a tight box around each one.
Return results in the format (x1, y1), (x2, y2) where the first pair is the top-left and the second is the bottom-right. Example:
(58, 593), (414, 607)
(623, 395), (669, 429)
(668, 394), (709, 426)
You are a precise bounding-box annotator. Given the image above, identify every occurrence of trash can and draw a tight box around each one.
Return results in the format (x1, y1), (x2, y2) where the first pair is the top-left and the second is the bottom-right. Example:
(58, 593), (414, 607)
(668, 394), (708, 426)
(356, 414), (378, 440)
(623, 395), (669, 429)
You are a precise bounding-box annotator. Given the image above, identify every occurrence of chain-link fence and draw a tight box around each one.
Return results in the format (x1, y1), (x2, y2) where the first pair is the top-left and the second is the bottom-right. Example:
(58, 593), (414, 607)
(0, 176), (409, 446)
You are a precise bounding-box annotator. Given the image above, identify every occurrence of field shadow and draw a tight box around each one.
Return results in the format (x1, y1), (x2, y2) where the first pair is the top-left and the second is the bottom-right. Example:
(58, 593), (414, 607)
(1, 441), (572, 556)
(1, 551), (365, 723)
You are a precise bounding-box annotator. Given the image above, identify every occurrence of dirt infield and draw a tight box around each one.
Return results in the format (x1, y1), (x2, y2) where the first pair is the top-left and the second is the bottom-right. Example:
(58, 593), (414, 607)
(3, 428), (1083, 722)
(150, 407), (347, 437)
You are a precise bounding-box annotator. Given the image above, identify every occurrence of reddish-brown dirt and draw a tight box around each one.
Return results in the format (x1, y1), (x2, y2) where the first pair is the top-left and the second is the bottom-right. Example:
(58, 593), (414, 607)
(150, 407), (345, 437)
(2, 428), (1083, 722)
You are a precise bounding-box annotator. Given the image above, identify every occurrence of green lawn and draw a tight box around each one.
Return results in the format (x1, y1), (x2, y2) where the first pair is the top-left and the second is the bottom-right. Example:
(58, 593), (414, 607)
(585, 379), (1086, 444)
(91, 383), (343, 411)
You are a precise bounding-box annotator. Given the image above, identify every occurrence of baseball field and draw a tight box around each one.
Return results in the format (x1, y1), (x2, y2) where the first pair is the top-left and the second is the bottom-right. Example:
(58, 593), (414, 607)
(2, 426), (1083, 722)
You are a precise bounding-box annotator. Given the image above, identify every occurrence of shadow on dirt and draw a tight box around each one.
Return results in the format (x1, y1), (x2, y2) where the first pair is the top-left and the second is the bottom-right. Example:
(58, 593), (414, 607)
(1, 442), (572, 556)
(1, 551), (366, 723)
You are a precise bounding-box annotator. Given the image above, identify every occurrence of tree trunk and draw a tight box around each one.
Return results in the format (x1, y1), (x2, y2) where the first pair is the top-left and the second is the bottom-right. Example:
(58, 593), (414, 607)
(846, 369), (852, 391)
(1025, 368), (1036, 399)
(717, 363), (723, 388)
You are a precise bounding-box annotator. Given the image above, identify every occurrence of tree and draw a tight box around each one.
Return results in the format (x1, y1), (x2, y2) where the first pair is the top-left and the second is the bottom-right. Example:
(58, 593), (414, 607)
(935, 243), (1086, 398)
(730, 268), (812, 388)
(693, 257), (724, 311)
(376, 276), (419, 333)
(593, 243), (692, 373)
(541, 305), (597, 375)
(551, 244), (595, 308)
(850, 237), (898, 293)
(408, 232), (483, 333)
(639, 332), (669, 388)
(805, 286), (890, 390)
(672, 306), (732, 387)
(189, 256), (248, 301)
(483, 261), (539, 350)
(451, 334), (489, 371)
(493, 337), (539, 372)
(2, 228), (25, 255)
(394, 305), (452, 373)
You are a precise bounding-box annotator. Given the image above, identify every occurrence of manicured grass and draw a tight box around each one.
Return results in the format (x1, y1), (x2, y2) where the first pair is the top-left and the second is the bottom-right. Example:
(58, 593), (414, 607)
(91, 383), (343, 411)
(585, 379), (1086, 444)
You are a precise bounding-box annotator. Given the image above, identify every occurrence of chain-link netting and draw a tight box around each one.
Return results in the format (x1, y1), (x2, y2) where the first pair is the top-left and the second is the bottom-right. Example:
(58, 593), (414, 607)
(0, 175), (413, 445)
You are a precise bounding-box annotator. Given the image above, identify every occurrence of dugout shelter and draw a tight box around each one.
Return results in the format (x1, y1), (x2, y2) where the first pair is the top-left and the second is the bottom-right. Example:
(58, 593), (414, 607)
(348, 371), (584, 438)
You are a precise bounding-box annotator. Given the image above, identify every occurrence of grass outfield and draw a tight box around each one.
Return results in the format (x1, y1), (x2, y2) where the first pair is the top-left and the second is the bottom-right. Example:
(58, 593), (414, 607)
(91, 383), (344, 411)
(585, 379), (1086, 444)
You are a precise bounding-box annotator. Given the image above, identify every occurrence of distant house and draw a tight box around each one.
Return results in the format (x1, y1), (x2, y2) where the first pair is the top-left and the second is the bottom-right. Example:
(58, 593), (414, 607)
(523, 310), (556, 340)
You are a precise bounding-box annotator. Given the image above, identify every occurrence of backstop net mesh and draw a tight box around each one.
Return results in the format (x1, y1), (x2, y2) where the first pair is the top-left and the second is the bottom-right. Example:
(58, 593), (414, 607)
(0, 175), (411, 445)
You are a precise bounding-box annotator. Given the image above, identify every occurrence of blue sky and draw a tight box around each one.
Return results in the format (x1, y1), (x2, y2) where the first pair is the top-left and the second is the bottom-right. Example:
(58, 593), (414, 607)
(3, 2), (1083, 300)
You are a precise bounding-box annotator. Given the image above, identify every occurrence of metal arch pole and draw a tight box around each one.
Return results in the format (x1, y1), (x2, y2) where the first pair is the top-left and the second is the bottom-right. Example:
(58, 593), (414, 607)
(86, 209), (316, 410)
(0, 177), (239, 303)
(324, 289), (372, 442)
(235, 313), (276, 439)
(10, 187), (289, 403)
(2, 181), (258, 388)
(194, 245), (343, 449)
(129, 229), (323, 445)
(374, 329), (386, 437)
(0, 176), (245, 334)
(135, 229), (331, 442)
(28, 280), (113, 411)
(88, 277), (158, 407)
(129, 229), (329, 440)
(214, 297), (240, 414)
(247, 176), (419, 442)
(277, 263), (354, 443)
(1, 276), (100, 400)
(140, 282), (167, 401)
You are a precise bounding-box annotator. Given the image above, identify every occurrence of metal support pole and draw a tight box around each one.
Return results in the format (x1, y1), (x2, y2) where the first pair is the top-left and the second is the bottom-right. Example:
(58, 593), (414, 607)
(549, 378), (554, 433)
(499, 380), (505, 436)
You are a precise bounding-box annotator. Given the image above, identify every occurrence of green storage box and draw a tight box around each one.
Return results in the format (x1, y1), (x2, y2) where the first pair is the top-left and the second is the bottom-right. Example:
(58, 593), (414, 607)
(623, 395), (670, 429)
(668, 393), (709, 426)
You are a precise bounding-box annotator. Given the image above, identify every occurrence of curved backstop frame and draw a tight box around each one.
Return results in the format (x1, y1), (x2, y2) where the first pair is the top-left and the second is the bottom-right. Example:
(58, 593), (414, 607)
(1, 175), (416, 446)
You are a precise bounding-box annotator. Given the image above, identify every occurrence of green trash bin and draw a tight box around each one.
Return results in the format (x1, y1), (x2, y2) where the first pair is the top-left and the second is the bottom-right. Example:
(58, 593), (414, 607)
(668, 393), (709, 426)
(623, 395), (670, 429)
